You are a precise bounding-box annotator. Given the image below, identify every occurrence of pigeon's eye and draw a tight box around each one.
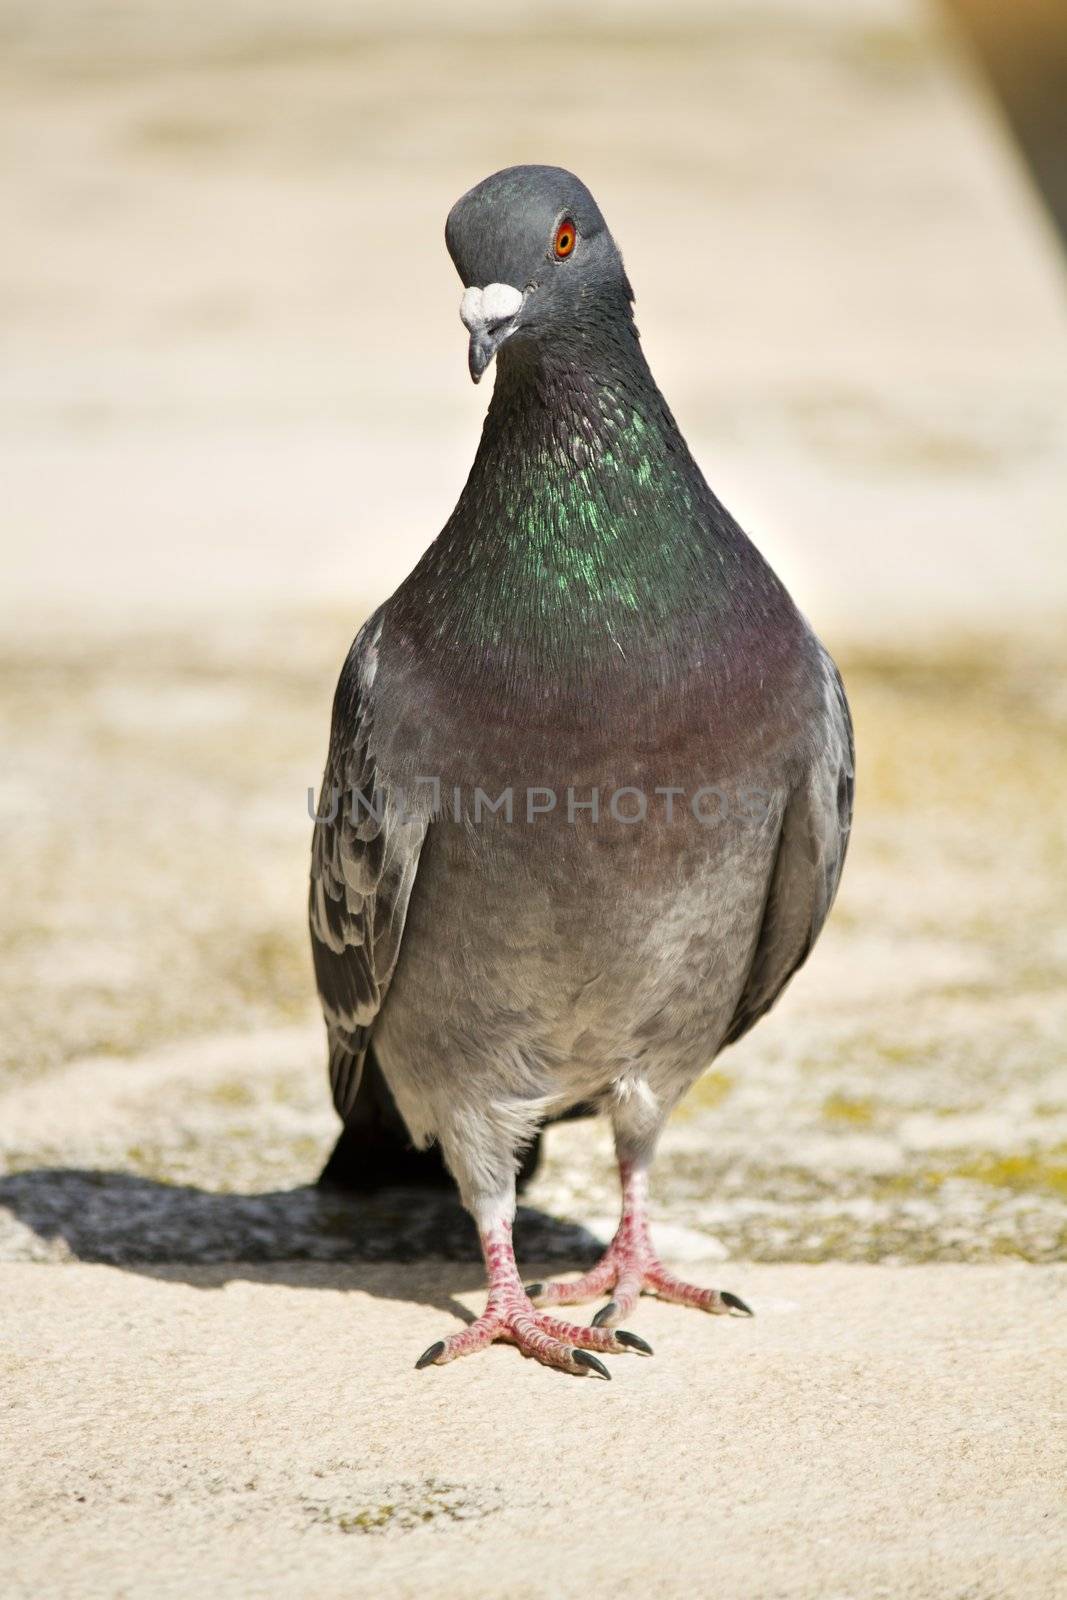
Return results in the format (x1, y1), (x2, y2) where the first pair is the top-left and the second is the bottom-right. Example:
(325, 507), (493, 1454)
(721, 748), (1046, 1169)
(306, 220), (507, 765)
(553, 219), (577, 259)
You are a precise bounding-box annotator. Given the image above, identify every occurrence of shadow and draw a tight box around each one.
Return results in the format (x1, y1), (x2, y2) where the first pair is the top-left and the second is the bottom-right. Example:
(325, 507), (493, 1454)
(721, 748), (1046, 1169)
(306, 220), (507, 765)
(0, 1167), (608, 1322)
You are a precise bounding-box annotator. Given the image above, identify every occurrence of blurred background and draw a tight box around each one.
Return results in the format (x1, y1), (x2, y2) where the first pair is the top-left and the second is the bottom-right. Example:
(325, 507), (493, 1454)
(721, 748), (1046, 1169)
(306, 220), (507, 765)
(1, 0), (1065, 1266)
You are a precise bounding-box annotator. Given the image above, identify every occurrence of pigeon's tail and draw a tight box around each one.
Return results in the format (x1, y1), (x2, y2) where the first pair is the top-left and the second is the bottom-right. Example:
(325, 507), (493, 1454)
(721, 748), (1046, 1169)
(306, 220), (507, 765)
(318, 1047), (549, 1193)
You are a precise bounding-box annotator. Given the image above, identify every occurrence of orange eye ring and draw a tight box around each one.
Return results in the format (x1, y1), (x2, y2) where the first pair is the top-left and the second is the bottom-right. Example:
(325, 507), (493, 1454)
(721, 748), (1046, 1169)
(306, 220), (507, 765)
(553, 218), (576, 259)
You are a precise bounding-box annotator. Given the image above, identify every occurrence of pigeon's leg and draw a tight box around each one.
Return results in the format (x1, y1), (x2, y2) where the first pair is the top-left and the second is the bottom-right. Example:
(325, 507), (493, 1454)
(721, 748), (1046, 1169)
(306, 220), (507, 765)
(529, 1109), (753, 1327)
(414, 1171), (652, 1377)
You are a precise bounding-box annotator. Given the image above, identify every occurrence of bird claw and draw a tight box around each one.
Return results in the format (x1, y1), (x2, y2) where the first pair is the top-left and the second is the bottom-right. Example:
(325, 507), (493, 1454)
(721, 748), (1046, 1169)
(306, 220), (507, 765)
(533, 1252), (754, 1322)
(413, 1295), (652, 1377)
(572, 1349), (611, 1379)
(415, 1340), (446, 1370)
(614, 1329), (653, 1354)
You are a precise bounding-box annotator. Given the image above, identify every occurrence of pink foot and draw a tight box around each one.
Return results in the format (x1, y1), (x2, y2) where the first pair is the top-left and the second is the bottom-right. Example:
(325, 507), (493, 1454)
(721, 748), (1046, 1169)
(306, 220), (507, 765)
(526, 1163), (753, 1329)
(415, 1219), (653, 1379)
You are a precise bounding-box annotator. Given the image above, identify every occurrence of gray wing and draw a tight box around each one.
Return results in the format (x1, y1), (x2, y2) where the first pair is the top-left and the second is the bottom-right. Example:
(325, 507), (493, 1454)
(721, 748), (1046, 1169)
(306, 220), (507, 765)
(722, 652), (854, 1049)
(309, 610), (429, 1121)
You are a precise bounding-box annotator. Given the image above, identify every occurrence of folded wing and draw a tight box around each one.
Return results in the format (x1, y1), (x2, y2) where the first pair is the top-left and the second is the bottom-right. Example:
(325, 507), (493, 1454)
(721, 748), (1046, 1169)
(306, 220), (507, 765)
(309, 611), (429, 1121)
(722, 654), (854, 1048)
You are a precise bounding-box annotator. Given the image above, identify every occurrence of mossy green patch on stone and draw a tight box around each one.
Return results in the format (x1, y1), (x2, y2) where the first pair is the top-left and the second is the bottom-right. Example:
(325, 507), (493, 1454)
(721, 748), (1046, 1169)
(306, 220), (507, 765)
(693, 1068), (734, 1107)
(948, 1148), (1067, 1198)
(822, 1093), (876, 1127)
(204, 1079), (257, 1109)
(304, 1479), (493, 1536)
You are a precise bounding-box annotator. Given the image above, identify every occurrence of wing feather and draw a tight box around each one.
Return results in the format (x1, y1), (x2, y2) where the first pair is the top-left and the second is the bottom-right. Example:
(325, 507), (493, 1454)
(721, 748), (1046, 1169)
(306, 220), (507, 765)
(308, 611), (428, 1121)
(722, 653), (854, 1048)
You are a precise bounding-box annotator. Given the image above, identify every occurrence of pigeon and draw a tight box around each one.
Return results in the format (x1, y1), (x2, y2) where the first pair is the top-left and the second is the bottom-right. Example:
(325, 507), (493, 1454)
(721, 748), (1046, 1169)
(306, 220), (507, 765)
(309, 165), (853, 1378)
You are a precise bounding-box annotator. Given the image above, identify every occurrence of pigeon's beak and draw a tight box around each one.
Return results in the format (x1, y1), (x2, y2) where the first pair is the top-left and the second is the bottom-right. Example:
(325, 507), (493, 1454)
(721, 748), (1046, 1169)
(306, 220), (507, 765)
(460, 283), (524, 383)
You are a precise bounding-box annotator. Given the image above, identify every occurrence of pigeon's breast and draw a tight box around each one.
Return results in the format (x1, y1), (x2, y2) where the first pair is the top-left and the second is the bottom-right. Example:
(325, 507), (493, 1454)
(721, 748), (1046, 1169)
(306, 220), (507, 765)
(372, 725), (786, 1118)
(367, 598), (828, 1115)
(371, 604), (821, 807)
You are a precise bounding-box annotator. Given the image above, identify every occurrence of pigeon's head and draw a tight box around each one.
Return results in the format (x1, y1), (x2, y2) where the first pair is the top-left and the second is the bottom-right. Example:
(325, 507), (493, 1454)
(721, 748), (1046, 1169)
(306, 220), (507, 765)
(445, 165), (632, 383)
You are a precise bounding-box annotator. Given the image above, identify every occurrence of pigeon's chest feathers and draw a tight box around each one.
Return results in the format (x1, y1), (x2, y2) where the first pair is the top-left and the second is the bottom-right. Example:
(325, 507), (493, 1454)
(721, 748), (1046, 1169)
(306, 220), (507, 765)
(380, 344), (813, 780)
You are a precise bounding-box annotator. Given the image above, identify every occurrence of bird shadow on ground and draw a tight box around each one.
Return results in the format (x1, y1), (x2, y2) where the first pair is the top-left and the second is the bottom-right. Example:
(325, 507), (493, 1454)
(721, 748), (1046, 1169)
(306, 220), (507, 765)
(0, 1167), (607, 1324)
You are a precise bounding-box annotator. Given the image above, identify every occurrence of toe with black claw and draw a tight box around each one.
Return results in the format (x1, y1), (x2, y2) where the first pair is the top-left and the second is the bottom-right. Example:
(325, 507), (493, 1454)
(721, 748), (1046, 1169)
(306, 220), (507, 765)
(415, 1340), (446, 1370)
(572, 1350), (611, 1380)
(615, 1330), (653, 1355)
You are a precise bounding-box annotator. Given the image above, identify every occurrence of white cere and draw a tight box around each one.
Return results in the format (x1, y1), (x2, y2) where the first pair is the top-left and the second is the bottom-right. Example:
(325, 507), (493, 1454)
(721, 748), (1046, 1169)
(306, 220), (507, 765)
(460, 282), (523, 330)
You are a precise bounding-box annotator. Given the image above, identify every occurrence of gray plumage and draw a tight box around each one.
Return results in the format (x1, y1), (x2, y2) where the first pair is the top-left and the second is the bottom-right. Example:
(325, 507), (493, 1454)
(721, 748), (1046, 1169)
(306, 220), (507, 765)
(310, 164), (853, 1256)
